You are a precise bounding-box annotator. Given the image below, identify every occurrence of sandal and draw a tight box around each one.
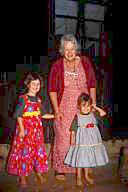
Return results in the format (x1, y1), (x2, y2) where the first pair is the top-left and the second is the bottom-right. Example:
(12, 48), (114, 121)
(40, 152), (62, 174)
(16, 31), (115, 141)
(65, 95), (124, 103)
(17, 177), (28, 188)
(76, 177), (83, 186)
(86, 176), (94, 185)
(55, 172), (66, 181)
(35, 173), (47, 184)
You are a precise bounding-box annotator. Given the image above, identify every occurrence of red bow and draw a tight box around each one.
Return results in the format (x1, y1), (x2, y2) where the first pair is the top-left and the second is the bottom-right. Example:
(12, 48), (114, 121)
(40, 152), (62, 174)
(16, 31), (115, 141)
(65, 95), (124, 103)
(86, 123), (94, 128)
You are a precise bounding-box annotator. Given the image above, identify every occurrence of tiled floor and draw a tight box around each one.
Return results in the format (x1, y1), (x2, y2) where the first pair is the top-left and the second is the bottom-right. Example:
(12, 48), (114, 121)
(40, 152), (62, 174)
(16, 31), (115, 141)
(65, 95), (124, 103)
(0, 163), (127, 192)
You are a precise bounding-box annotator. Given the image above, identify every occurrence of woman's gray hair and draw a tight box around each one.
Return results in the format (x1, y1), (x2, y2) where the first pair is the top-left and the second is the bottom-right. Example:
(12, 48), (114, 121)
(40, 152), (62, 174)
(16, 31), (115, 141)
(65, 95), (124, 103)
(59, 34), (81, 56)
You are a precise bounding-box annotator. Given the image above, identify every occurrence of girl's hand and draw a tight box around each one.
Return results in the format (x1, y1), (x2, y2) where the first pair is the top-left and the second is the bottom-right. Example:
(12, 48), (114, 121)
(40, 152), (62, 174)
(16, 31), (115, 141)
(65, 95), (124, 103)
(42, 114), (55, 119)
(19, 130), (25, 138)
(100, 110), (106, 117)
(91, 104), (106, 117)
(91, 104), (96, 108)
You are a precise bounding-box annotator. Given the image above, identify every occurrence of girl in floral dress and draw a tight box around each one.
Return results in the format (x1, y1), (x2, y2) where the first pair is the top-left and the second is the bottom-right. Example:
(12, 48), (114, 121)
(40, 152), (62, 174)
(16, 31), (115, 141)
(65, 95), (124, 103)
(7, 72), (54, 187)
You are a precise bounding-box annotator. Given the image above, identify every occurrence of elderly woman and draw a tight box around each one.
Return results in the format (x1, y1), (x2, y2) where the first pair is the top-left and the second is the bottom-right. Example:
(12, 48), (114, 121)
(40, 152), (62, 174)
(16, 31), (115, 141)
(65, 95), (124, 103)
(48, 34), (96, 181)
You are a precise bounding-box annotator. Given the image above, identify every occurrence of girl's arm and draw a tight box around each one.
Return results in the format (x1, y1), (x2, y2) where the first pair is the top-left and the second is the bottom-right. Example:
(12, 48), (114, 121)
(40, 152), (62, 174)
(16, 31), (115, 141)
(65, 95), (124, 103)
(92, 104), (106, 117)
(70, 115), (78, 145)
(42, 114), (55, 119)
(17, 117), (25, 138)
(70, 131), (76, 145)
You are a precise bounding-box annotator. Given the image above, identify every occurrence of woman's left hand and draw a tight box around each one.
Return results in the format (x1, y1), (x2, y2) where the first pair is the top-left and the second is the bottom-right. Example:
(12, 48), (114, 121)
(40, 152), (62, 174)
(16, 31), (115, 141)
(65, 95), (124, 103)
(91, 104), (96, 112)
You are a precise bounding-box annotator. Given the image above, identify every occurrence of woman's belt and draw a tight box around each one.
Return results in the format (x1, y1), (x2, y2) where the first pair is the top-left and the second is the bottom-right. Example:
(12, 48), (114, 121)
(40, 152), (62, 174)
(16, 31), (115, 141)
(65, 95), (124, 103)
(23, 111), (40, 117)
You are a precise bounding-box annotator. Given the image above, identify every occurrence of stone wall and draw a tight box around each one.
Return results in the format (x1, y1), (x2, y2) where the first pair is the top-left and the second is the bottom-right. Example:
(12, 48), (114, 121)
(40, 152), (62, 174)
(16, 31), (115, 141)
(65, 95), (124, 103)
(0, 138), (128, 172)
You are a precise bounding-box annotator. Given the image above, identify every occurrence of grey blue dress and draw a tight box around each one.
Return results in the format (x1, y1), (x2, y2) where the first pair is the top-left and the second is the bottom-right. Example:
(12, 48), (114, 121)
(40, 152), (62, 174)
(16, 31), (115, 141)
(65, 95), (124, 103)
(64, 112), (109, 168)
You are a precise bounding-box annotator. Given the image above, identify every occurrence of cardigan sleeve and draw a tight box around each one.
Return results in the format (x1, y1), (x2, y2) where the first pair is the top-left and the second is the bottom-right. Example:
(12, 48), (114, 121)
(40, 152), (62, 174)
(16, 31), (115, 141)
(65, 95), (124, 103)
(48, 61), (59, 92)
(82, 56), (96, 89)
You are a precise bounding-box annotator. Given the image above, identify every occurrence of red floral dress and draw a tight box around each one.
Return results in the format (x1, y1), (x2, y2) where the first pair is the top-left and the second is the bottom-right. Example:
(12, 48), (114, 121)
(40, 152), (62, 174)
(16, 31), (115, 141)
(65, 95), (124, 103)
(7, 95), (48, 176)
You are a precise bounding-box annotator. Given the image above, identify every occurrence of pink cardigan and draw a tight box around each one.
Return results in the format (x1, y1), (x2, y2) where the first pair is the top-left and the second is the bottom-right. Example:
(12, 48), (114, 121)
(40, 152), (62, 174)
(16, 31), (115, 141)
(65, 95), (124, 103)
(48, 55), (96, 105)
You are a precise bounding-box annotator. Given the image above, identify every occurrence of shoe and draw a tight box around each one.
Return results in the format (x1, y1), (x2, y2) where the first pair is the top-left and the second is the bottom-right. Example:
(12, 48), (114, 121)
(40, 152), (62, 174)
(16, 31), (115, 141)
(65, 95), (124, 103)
(86, 177), (94, 185)
(55, 174), (66, 182)
(17, 177), (28, 188)
(36, 173), (47, 184)
(76, 177), (83, 186)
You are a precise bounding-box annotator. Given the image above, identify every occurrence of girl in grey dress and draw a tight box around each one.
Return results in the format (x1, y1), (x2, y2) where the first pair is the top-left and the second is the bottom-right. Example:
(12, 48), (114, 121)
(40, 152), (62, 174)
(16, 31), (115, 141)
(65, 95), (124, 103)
(64, 93), (109, 186)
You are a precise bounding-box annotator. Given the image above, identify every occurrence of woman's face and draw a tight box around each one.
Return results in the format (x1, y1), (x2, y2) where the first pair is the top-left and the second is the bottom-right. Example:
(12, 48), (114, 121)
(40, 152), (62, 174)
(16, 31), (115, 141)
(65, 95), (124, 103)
(27, 79), (41, 96)
(63, 41), (76, 62)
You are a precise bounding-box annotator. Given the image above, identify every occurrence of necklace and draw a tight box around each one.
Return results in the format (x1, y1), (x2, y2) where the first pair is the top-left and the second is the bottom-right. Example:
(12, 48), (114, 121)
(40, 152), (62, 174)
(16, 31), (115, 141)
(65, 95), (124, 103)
(65, 71), (78, 81)
(64, 60), (76, 72)
(64, 58), (80, 80)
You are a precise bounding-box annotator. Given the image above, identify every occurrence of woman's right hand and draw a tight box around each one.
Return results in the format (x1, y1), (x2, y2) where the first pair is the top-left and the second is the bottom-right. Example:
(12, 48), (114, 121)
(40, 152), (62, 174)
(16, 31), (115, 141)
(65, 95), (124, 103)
(19, 130), (25, 138)
(55, 111), (64, 121)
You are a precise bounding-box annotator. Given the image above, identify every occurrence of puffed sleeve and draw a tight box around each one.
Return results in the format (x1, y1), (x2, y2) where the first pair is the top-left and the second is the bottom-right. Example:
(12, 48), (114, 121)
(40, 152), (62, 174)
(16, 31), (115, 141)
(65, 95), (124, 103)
(14, 96), (25, 118)
(69, 114), (78, 132)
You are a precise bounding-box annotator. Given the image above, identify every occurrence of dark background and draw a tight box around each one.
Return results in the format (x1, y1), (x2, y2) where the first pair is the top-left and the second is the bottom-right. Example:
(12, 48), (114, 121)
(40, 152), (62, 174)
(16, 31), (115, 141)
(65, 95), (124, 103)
(3, 1), (128, 135)
(14, 1), (128, 130)
(15, 1), (48, 64)
(112, 4), (128, 133)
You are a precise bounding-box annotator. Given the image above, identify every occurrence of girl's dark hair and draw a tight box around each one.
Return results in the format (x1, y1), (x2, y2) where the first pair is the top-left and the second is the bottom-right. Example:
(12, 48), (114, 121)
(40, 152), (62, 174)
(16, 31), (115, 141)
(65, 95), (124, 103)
(77, 92), (92, 108)
(24, 72), (43, 93)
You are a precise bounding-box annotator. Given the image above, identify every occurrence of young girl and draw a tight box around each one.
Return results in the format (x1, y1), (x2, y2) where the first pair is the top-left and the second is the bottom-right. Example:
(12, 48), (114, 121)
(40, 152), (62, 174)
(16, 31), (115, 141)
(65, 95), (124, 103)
(7, 72), (54, 187)
(64, 92), (109, 186)
(118, 145), (128, 185)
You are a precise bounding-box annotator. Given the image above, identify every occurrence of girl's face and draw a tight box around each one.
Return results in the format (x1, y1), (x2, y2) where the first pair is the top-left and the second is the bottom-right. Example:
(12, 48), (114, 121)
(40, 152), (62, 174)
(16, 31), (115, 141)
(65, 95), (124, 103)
(27, 79), (41, 96)
(64, 41), (77, 62)
(80, 101), (91, 114)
